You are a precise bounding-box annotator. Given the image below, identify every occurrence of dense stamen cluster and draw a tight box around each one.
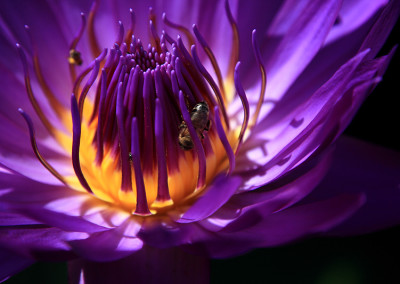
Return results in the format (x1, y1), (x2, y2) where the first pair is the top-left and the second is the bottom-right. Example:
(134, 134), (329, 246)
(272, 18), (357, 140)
(17, 2), (266, 216)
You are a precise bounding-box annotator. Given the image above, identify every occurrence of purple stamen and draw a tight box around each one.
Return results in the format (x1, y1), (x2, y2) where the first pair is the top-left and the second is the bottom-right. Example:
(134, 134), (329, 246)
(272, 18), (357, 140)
(73, 48), (107, 98)
(16, 43), (55, 135)
(175, 58), (197, 106)
(131, 117), (151, 215)
(142, 70), (155, 174)
(128, 9), (136, 34)
(149, 20), (161, 52)
(233, 62), (250, 155)
(69, 13), (87, 50)
(116, 21), (124, 45)
(178, 91), (206, 189)
(24, 25), (65, 118)
(225, 0), (240, 78)
(191, 45), (230, 129)
(116, 82), (132, 192)
(78, 58), (101, 118)
(214, 106), (235, 175)
(192, 24), (226, 103)
(162, 12), (195, 47)
(87, 0), (101, 57)
(155, 99), (170, 201)
(95, 69), (107, 165)
(161, 30), (175, 45)
(250, 29), (267, 128)
(71, 94), (93, 194)
(18, 108), (66, 184)
(154, 68), (180, 173)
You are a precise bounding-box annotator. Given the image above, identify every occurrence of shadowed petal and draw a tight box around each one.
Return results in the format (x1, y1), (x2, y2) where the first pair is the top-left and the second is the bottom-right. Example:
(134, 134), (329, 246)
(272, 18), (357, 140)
(306, 136), (400, 236)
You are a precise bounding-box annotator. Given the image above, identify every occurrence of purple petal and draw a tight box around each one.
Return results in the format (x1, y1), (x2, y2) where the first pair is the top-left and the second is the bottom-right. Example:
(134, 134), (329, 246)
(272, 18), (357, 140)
(325, 0), (388, 45)
(0, 212), (40, 226)
(176, 174), (242, 224)
(223, 146), (334, 220)
(359, 0), (400, 58)
(67, 219), (143, 262)
(204, 193), (365, 258)
(265, 0), (341, 101)
(305, 136), (400, 236)
(0, 227), (81, 261)
(240, 45), (393, 190)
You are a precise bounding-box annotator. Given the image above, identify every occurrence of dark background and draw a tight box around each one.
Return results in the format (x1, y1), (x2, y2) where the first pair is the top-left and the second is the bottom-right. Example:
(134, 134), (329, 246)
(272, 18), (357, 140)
(5, 16), (399, 284)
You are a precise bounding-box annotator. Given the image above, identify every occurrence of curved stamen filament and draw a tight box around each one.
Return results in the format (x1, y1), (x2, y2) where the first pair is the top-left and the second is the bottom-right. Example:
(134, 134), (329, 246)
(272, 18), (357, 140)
(178, 91), (206, 189)
(162, 13), (195, 48)
(249, 30), (267, 128)
(18, 109), (66, 185)
(87, 0), (101, 57)
(214, 106), (235, 175)
(225, 0), (240, 82)
(71, 94), (93, 193)
(78, 58), (100, 118)
(191, 45), (230, 130)
(16, 44), (57, 136)
(24, 26), (66, 118)
(192, 25), (227, 102)
(125, 9), (136, 44)
(68, 13), (86, 82)
(233, 62), (250, 155)
(95, 69), (107, 165)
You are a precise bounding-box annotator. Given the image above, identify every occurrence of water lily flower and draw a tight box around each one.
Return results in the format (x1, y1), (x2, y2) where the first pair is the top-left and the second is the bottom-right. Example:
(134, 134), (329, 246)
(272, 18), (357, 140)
(0, 0), (399, 283)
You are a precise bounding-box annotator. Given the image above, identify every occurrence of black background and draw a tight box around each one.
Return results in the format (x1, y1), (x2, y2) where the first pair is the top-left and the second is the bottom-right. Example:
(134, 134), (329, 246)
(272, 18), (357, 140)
(4, 17), (400, 284)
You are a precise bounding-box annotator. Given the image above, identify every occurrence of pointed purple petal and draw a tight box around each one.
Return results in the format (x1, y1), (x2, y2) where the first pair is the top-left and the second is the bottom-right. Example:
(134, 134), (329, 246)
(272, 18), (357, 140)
(177, 175), (242, 224)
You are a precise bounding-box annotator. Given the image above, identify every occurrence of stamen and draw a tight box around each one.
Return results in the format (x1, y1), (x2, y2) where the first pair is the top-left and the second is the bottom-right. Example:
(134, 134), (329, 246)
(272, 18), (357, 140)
(18, 109), (66, 184)
(154, 99), (170, 201)
(225, 0), (240, 81)
(174, 57), (197, 106)
(78, 58), (100, 118)
(214, 106), (235, 175)
(192, 25), (226, 102)
(162, 13), (195, 48)
(95, 69), (107, 165)
(142, 70), (155, 174)
(71, 94), (93, 193)
(191, 45), (230, 130)
(154, 67), (180, 174)
(131, 117), (151, 216)
(233, 62), (250, 155)
(115, 21), (124, 46)
(125, 9), (136, 44)
(16, 44), (56, 135)
(178, 91), (206, 189)
(68, 12), (86, 84)
(149, 20), (161, 53)
(73, 49), (107, 99)
(69, 13), (86, 52)
(116, 82), (132, 192)
(161, 30), (175, 45)
(87, 0), (101, 57)
(249, 30), (267, 128)
(24, 26), (65, 118)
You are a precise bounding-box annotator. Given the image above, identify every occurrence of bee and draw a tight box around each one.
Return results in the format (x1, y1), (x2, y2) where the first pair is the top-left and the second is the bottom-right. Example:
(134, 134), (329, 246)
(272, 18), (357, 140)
(179, 101), (210, 150)
(68, 49), (83, 66)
